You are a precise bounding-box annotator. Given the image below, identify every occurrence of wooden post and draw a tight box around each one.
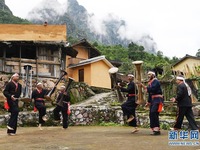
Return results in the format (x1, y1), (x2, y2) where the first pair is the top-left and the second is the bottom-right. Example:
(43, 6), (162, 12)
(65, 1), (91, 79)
(2, 47), (5, 72)
(19, 45), (22, 75)
(36, 46), (39, 81)
(58, 47), (62, 77)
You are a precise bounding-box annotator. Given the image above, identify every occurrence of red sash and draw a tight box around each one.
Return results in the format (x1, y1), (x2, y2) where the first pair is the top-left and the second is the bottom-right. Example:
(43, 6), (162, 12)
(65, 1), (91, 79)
(158, 103), (163, 112)
(67, 102), (71, 115)
(4, 99), (9, 111)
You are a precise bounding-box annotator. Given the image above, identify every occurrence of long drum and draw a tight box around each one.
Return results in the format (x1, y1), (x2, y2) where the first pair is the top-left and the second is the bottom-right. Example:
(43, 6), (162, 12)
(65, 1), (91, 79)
(108, 67), (125, 102)
(132, 61), (144, 105)
(57, 77), (74, 107)
(44, 70), (67, 101)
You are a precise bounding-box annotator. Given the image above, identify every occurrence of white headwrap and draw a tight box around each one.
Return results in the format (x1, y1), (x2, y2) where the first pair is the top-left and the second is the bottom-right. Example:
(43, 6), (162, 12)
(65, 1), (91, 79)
(148, 71), (155, 76)
(60, 85), (66, 89)
(176, 76), (184, 81)
(176, 76), (191, 96)
(37, 82), (42, 86)
(127, 74), (134, 78)
(9, 73), (19, 82)
(12, 73), (19, 77)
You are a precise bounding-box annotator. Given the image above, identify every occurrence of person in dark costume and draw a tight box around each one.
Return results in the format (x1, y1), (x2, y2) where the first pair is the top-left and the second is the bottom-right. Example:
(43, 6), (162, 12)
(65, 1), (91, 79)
(118, 74), (138, 133)
(140, 71), (164, 135)
(3, 73), (22, 136)
(53, 85), (70, 129)
(31, 82), (49, 130)
(170, 75), (199, 131)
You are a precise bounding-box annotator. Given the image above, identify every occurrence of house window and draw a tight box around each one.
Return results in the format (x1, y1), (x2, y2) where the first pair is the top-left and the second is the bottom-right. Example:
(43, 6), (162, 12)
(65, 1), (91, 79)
(0, 50), (3, 71)
(0, 49), (3, 57)
(79, 69), (84, 82)
(6, 46), (20, 58)
(5, 45), (36, 59)
(21, 46), (36, 59)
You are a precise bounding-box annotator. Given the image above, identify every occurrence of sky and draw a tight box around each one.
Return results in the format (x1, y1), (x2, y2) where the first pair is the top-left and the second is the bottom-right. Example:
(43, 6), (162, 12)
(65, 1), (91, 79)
(5, 0), (200, 58)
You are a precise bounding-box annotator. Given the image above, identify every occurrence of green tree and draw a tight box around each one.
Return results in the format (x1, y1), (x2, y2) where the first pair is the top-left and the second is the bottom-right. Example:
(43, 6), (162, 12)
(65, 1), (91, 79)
(157, 50), (163, 58)
(0, 10), (30, 24)
(96, 44), (128, 61)
(128, 42), (145, 61)
(196, 49), (200, 57)
(92, 41), (98, 47)
(118, 58), (134, 74)
(170, 56), (180, 65)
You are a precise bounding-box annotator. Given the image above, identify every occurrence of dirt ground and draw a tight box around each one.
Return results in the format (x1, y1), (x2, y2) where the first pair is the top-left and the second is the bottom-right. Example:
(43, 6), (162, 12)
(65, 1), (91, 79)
(0, 126), (199, 150)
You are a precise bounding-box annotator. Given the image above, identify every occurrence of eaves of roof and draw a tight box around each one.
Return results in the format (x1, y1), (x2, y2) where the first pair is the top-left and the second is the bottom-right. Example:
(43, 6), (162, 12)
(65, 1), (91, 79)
(68, 55), (113, 68)
(172, 54), (200, 67)
(72, 39), (101, 55)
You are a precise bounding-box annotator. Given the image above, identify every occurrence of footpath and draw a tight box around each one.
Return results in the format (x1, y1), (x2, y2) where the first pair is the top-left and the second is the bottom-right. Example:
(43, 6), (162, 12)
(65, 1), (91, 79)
(0, 126), (199, 150)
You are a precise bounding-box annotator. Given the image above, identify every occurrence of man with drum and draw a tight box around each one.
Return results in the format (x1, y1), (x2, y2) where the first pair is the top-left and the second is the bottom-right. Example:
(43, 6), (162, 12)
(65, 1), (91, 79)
(139, 71), (164, 135)
(53, 85), (71, 129)
(117, 74), (139, 133)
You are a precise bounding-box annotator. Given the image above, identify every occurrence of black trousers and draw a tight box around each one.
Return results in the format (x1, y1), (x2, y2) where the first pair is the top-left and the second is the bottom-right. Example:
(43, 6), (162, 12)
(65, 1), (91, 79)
(53, 105), (68, 128)
(35, 101), (46, 124)
(7, 99), (19, 134)
(149, 103), (160, 130)
(121, 97), (137, 127)
(7, 104), (19, 134)
(174, 106), (198, 130)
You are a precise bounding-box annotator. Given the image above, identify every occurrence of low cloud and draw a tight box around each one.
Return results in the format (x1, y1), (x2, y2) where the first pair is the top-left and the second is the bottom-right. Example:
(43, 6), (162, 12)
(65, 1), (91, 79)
(27, 0), (68, 20)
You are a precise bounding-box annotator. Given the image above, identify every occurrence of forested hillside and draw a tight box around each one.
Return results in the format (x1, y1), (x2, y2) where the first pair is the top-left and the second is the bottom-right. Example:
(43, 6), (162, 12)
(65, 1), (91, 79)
(0, 0), (29, 24)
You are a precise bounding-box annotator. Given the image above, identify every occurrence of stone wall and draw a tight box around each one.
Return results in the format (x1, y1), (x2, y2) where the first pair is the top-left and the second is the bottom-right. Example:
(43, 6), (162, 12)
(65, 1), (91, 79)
(0, 106), (124, 127)
(69, 105), (124, 125)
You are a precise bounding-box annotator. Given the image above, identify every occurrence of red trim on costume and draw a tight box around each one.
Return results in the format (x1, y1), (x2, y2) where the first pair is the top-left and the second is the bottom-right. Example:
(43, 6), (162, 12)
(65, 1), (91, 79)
(128, 94), (136, 97)
(36, 98), (45, 101)
(152, 94), (163, 99)
(36, 88), (42, 93)
(148, 78), (156, 87)
(12, 80), (18, 92)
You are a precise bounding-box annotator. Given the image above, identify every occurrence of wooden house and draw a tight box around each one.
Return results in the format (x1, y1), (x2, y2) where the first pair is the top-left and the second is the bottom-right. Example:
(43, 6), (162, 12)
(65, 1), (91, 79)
(172, 54), (200, 78)
(66, 39), (114, 89)
(0, 24), (77, 78)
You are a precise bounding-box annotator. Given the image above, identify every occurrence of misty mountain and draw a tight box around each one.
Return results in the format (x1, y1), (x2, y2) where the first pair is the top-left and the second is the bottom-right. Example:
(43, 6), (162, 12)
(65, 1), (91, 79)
(2, 0), (157, 54)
